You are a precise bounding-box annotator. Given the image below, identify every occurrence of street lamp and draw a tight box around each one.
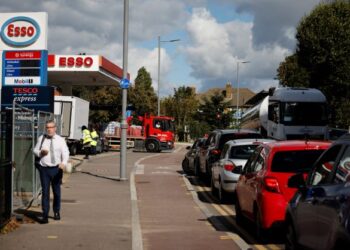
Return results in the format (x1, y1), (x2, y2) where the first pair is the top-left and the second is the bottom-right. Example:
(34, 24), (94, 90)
(157, 36), (180, 116)
(236, 60), (250, 125)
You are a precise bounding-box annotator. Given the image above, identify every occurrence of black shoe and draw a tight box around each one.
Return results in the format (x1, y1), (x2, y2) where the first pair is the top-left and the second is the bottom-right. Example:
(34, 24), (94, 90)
(41, 217), (49, 224)
(54, 212), (60, 220)
(83, 156), (89, 159)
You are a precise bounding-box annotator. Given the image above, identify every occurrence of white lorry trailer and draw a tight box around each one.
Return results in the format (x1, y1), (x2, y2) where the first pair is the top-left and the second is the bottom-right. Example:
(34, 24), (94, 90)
(240, 87), (328, 140)
(54, 96), (89, 155)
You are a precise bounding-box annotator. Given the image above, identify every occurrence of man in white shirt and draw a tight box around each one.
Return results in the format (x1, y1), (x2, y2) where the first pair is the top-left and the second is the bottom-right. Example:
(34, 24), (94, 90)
(33, 120), (69, 224)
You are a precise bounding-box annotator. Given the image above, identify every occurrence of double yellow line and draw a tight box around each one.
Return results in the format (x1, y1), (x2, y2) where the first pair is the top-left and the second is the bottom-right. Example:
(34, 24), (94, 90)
(195, 182), (282, 250)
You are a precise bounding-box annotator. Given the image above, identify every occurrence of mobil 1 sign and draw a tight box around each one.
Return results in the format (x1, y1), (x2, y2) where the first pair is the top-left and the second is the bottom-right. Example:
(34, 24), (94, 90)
(2, 50), (47, 86)
(1, 86), (54, 113)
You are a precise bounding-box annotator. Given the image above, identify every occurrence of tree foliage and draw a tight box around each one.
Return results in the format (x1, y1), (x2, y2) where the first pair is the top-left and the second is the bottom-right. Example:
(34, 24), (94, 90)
(162, 86), (199, 140)
(73, 85), (121, 123)
(194, 92), (233, 131)
(277, 0), (350, 127)
(128, 67), (157, 116)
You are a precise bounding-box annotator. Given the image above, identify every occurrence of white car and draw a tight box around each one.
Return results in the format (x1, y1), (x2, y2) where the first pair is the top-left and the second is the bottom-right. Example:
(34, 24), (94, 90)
(211, 138), (275, 203)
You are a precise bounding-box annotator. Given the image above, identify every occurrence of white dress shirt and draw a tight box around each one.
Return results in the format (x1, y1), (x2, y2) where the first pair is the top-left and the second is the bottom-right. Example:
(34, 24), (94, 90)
(33, 134), (70, 167)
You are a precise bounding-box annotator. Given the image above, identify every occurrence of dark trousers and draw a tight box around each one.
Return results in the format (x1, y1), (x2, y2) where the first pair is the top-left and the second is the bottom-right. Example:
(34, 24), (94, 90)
(84, 146), (91, 158)
(38, 166), (63, 218)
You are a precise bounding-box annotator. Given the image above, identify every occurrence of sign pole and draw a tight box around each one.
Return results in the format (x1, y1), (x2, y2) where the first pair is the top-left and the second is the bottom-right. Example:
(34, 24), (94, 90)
(120, 0), (129, 181)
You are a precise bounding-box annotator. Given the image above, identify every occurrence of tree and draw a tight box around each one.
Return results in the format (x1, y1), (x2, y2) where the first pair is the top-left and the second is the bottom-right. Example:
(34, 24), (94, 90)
(73, 85), (121, 123)
(128, 67), (157, 116)
(162, 86), (199, 141)
(277, 1), (350, 127)
(195, 92), (233, 131)
(277, 54), (309, 87)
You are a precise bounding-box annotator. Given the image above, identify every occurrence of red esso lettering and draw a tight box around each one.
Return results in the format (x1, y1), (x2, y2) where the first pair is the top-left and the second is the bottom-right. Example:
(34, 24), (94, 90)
(13, 88), (38, 94)
(84, 57), (93, 67)
(59, 57), (93, 68)
(7, 23), (35, 37)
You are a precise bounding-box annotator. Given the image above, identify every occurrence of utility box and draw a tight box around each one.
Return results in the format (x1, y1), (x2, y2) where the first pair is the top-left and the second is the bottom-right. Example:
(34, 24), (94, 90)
(54, 96), (89, 155)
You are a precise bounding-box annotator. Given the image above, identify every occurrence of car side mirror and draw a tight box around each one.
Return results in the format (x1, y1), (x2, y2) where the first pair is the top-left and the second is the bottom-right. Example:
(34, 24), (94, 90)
(233, 165), (243, 174)
(288, 173), (306, 189)
(186, 146), (191, 150)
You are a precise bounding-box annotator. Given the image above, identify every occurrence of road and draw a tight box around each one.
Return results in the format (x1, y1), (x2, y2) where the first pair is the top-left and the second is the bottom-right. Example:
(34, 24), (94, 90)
(134, 144), (285, 250)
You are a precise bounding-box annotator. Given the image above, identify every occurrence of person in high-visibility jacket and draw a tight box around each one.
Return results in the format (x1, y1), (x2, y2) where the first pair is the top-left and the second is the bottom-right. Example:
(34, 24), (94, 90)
(81, 125), (92, 159)
(90, 126), (99, 155)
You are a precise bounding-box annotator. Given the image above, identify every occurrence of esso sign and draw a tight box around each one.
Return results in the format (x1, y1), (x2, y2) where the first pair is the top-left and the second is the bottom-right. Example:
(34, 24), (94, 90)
(59, 56), (94, 68)
(13, 87), (39, 94)
(0, 16), (40, 46)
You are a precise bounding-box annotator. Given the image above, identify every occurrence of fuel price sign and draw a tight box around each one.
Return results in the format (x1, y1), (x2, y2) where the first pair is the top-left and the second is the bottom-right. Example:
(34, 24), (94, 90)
(2, 50), (47, 86)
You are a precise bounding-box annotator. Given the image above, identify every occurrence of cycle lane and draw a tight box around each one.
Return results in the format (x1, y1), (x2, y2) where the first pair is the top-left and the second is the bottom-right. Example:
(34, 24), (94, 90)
(134, 146), (241, 250)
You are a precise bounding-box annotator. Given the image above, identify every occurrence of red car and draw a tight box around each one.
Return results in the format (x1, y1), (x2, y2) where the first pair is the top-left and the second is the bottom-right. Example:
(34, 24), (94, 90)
(234, 140), (331, 241)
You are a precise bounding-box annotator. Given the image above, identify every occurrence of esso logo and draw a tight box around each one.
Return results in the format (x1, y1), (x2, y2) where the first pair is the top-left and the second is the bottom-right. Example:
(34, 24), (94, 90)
(59, 56), (94, 68)
(0, 16), (40, 47)
(13, 87), (39, 94)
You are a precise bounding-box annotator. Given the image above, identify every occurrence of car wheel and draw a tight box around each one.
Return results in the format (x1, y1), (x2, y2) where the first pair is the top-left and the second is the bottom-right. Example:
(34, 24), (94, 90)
(211, 176), (218, 197)
(285, 221), (298, 250)
(255, 208), (269, 243)
(182, 158), (189, 173)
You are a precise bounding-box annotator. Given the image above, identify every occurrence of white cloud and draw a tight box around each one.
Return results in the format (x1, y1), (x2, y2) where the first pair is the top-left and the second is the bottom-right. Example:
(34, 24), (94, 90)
(184, 8), (290, 93)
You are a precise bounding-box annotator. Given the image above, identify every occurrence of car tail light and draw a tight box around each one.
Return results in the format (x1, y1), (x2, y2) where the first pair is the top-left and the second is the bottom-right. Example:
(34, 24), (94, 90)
(224, 162), (235, 171)
(263, 177), (280, 193)
(210, 149), (221, 155)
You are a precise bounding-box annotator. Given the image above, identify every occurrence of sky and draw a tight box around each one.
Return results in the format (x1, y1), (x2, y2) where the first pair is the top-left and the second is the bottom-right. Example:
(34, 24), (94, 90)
(0, 0), (322, 96)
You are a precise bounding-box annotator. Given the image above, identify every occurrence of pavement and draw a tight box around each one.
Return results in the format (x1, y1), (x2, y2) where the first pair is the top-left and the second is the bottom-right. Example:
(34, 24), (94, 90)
(0, 151), (136, 250)
(0, 144), (242, 250)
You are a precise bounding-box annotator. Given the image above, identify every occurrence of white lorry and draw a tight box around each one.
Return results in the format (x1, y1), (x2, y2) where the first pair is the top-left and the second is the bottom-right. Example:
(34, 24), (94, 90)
(240, 87), (329, 140)
(54, 96), (89, 155)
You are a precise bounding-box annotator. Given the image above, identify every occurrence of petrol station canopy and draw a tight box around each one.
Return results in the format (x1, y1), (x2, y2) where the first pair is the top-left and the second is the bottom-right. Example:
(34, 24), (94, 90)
(47, 54), (129, 88)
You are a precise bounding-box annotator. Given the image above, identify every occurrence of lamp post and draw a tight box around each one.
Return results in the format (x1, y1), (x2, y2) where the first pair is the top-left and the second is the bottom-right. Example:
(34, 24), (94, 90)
(157, 36), (180, 116)
(236, 61), (250, 125)
(120, 0), (129, 181)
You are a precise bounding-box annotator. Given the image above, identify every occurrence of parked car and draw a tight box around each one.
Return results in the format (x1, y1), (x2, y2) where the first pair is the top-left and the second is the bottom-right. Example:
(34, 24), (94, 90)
(285, 134), (350, 250)
(197, 129), (262, 180)
(182, 138), (206, 174)
(211, 138), (275, 203)
(235, 140), (331, 241)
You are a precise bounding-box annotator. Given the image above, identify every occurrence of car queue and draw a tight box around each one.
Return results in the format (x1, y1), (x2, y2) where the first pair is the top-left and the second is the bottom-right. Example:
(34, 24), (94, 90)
(182, 129), (350, 249)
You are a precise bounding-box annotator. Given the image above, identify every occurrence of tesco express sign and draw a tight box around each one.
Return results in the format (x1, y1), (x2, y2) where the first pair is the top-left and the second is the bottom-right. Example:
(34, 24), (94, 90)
(0, 16), (40, 47)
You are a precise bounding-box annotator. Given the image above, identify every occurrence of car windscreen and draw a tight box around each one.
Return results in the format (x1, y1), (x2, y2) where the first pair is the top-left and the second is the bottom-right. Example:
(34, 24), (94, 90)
(230, 145), (258, 159)
(218, 133), (262, 150)
(271, 150), (325, 173)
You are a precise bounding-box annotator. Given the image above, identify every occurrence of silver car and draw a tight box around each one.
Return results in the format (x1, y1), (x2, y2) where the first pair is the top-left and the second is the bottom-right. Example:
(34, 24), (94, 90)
(211, 138), (275, 203)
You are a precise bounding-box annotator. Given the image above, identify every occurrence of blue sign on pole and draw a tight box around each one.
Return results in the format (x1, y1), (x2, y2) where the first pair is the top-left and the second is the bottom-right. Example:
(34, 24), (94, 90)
(120, 78), (130, 89)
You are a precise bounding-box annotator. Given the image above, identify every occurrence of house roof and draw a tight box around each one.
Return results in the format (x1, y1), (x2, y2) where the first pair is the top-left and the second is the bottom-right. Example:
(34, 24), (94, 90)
(196, 87), (255, 107)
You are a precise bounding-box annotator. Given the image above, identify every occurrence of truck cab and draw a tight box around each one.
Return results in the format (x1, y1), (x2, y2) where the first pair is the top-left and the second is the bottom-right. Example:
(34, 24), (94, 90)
(143, 115), (175, 152)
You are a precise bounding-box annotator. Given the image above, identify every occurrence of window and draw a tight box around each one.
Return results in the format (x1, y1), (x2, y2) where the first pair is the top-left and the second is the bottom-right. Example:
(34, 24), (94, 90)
(218, 133), (262, 150)
(309, 145), (342, 186)
(221, 144), (230, 159)
(253, 153), (265, 172)
(268, 102), (280, 123)
(280, 102), (328, 126)
(334, 147), (350, 184)
(271, 150), (325, 173)
(230, 145), (258, 160)
(244, 147), (262, 173)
